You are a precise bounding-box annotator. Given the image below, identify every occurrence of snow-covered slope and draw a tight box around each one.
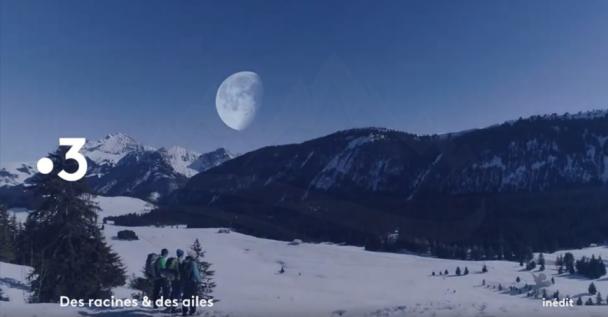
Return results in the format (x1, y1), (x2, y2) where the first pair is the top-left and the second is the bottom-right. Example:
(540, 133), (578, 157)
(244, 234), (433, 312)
(84, 133), (146, 167)
(0, 162), (35, 187)
(6, 195), (154, 225)
(3, 222), (608, 317)
(93, 195), (155, 221)
(0, 133), (234, 203)
(158, 146), (201, 178)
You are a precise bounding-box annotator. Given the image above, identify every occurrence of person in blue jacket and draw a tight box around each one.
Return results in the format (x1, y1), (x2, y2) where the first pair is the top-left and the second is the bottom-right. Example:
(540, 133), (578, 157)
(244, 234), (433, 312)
(180, 250), (202, 316)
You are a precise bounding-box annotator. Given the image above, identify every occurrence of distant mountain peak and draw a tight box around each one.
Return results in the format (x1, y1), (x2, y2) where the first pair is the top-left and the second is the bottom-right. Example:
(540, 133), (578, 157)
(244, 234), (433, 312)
(85, 133), (144, 166)
(188, 147), (234, 173)
(158, 146), (201, 178)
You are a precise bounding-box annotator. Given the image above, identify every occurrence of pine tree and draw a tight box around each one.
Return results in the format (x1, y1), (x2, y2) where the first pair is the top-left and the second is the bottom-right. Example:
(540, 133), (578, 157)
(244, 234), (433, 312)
(0, 205), (17, 262)
(564, 252), (575, 274)
(589, 282), (597, 295)
(22, 150), (125, 302)
(538, 253), (545, 267)
(444, 269), (448, 275)
(0, 286), (7, 301)
(516, 276), (520, 283)
(586, 298), (594, 305)
(596, 292), (603, 305)
(482, 264), (488, 273)
(190, 239), (216, 300)
(464, 267), (469, 275)
(576, 297), (583, 305)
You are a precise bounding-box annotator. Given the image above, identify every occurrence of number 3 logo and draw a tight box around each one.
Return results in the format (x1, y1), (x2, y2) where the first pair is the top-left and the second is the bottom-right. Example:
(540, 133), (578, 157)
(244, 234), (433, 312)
(58, 138), (88, 181)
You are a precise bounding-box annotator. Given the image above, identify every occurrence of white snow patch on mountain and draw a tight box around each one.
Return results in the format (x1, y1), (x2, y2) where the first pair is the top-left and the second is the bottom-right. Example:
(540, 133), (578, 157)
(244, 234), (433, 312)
(0, 162), (35, 187)
(158, 146), (201, 177)
(84, 133), (146, 166)
(311, 134), (384, 190)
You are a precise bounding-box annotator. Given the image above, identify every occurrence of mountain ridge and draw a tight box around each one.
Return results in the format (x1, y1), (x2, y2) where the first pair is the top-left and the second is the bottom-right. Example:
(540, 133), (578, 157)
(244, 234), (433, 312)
(0, 133), (234, 201)
(139, 109), (608, 254)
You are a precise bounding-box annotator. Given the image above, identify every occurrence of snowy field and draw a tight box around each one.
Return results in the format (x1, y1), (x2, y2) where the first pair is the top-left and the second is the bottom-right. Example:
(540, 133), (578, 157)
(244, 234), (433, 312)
(2, 196), (608, 317)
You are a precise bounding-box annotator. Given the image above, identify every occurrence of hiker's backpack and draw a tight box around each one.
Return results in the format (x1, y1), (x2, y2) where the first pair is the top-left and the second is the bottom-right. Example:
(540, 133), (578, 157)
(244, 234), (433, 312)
(166, 257), (177, 270)
(145, 253), (160, 279)
(163, 257), (178, 280)
(180, 259), (195, 282)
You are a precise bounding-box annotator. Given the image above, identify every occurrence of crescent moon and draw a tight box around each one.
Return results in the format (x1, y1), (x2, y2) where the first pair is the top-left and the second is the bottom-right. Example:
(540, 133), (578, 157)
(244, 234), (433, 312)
(215, 71), (263, 130)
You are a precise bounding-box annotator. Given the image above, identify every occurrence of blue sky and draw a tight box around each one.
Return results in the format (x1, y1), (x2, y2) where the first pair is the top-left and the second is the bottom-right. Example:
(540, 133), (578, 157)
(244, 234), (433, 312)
(2, 0), (608, 161)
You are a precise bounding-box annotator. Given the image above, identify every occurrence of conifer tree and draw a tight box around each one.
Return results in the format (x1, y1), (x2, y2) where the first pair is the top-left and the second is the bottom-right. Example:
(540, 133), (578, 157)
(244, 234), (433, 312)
(576, 297), (583, 305)
(22, 150), (125, 302)
(596, 292), (602, 305)
(190, 238), (216, 300)
(564, 252), (575, 274)
(455, 267), (461, 276)
(538, 253), (545, 267)
(589, 282), (597, 295)
(0, 205), (17, 262)
(482, 264), (488, 273)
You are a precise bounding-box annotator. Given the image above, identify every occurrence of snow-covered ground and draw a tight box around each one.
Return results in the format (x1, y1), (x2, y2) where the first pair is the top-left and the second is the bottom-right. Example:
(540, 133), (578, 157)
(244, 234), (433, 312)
(2, 196), (608, 317)
(7, 195), (154, 225)
(94, 195), (155, 221)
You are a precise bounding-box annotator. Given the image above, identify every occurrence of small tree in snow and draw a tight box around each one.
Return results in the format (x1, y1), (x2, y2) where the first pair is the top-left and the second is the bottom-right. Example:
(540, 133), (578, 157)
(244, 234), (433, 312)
(589, 282), (597, 295)
(190, 239), (216, 300)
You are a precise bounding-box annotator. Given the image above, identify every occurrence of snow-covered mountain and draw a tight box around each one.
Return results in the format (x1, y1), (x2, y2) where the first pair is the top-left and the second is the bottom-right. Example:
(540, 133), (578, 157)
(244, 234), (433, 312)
(158, 146), (202, 177)
(164, 110), (608, 252)
(0, 162), (35, 187)
(176, 110), (608, 201)
(0, 133), (234, 202)
(84, 132), (148, 166)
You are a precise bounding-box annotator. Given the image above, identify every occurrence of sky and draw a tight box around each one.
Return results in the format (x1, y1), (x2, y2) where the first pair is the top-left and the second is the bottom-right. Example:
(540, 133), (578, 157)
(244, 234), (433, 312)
(2, 0), (608, 162)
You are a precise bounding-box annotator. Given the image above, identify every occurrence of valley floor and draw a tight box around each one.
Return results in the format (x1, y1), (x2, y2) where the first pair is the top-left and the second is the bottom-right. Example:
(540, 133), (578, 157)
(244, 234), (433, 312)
(2, 196), (608, 317)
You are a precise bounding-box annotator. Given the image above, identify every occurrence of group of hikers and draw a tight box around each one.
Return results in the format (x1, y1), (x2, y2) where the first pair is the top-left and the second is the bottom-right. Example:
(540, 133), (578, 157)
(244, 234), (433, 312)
(145, 248), (203, 316)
